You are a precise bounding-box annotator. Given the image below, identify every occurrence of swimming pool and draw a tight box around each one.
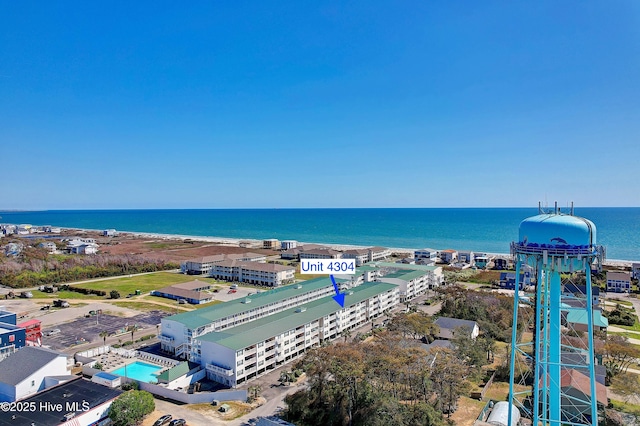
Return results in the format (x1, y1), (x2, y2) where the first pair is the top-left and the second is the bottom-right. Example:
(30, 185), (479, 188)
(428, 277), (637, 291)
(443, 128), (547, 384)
(111, 361), (163, 383)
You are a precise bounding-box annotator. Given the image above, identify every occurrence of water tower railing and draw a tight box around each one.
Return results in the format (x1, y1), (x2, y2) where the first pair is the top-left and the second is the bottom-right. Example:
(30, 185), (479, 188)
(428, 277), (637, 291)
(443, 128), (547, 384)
(510, 242), (602, 258)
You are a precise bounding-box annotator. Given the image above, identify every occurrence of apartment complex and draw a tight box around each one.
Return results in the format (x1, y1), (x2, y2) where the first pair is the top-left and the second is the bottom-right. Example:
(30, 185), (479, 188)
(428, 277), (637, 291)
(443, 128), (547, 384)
(182, 253), (267, 275)
(341, 246), (391, 266)
(159, 277), (339, 359)
(199, 282), (398, 387)
(159, 276), (399, 387)
(209, 260), (295, 287)
(606, 271), (631, 293)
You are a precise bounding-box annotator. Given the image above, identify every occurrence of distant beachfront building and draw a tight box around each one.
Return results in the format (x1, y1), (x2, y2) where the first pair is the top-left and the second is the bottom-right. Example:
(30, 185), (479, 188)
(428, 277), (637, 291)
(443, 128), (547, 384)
(263, 239), (279, 250)
(414, 248), (438, 265)
(280, 240), (297, 250)
(298, 248), (342, 260)
(281, 244), (332, 260)
(606, 271), (631, 293)
(632, 263), (640, 280)
(342, 246), (390, 266)
(66, 239), (99, 255)
(457, 250), (474, 264)
(182, 253), (266, 275)
(103, 229), (118, 237)
(474, 254), (489, 269)
(438, 249), (458, 264)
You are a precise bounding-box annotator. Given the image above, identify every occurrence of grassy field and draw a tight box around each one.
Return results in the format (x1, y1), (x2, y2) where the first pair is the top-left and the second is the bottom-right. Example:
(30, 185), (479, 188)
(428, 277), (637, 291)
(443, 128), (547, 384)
(610, 399), (640, 416)
(72, 272), (219, 295)
(607, 298), (634, 307)
(30, 290), (103, 299)
(109, 301), (187, 313)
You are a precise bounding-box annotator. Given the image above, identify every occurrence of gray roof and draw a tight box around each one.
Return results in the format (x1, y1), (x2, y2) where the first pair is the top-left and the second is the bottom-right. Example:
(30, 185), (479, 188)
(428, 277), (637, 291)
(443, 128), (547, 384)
(434, 317), (478, 332)
(421, 340), (453, 351)
(0, 346), (66, 386)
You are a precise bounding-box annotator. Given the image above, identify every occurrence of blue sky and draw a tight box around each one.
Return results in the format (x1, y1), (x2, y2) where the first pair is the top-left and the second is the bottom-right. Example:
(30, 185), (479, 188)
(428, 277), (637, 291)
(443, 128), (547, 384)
(1, 1), (639, 209)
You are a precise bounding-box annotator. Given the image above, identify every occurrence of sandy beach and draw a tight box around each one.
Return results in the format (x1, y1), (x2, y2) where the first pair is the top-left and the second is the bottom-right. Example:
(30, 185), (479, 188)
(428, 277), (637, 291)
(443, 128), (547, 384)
(58, 226), (635, 268)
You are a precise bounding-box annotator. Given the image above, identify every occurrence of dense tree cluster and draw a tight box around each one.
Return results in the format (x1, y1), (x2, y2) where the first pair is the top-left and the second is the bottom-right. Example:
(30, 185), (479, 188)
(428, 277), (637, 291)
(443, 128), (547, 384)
(436, 286), (527, 342)
(108, 390), (154, 426)
(0, 248), (178, 288)
(284, 337), (448, 426)
(603, 304), (636, 327)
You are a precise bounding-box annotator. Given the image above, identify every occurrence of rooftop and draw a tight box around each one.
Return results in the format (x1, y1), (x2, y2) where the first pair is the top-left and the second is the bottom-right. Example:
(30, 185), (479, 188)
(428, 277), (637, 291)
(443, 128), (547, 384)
(0, 377), (122, 425)
(165, 277), (339, 329)
(0, 346), (66, 386)
(199, 281), (398, 350)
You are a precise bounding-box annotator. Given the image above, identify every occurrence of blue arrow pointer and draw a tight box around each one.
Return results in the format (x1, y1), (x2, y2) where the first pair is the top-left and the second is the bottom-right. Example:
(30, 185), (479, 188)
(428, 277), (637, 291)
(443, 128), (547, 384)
(330, 275), (345, 308)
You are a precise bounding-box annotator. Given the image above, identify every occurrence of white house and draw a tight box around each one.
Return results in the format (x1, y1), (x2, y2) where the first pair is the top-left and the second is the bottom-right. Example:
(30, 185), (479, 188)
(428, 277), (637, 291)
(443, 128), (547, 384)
(434, 317), (480, 340)
(280, 240), (297, 250)
(631, 263), (640, 280)
(457, 251), (474, 264)
(0, 346), (71, 402)
(103, 229), (118, 237)
(67, 240), (99, 255)
(438, 249), (458, 264)
(414, 248), (438, 263)
(606, 271), (631, 293)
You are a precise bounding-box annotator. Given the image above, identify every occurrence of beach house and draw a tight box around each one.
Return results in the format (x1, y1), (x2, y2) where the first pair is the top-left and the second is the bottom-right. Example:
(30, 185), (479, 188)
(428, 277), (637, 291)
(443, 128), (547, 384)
(606, 271), (631, 293)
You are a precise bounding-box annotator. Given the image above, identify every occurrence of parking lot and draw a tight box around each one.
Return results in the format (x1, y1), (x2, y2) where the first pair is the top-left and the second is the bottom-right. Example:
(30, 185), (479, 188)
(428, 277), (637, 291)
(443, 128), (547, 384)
(43, 310), (168, 350)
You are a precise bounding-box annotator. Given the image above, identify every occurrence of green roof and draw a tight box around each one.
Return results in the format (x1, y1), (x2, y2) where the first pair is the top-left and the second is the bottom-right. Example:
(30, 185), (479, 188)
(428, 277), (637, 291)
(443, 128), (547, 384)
(166, 277), (339, 329)
(381, 269), (430, 281)
(198, 282), (398, 350)
(156, 361), (200, 382)
(566, 310), (609, 328)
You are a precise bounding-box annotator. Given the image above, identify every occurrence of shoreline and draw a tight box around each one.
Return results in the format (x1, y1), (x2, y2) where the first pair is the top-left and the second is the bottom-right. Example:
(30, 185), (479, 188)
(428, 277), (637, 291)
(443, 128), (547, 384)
(52, 226), (635, 268)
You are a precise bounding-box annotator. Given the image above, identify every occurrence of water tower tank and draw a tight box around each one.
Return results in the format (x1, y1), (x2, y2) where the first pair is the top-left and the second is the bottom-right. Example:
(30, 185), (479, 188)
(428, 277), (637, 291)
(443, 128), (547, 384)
(518, 213), (596, 247)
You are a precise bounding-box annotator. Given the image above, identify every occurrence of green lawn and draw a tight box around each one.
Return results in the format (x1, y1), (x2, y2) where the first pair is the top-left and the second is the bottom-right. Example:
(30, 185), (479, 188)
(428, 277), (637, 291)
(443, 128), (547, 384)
(608, 298), (634, 307)
(610, 399), (640, 416)
(72, 272), (219, 295)
(31, 290), (103, 300)
(613, 321), (640, 333)
(609, 330), (640, 340)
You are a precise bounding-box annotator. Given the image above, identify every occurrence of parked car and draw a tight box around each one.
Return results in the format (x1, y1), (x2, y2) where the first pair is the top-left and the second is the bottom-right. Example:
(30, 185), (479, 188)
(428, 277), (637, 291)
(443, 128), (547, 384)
(168, 419), (186, 426)
(178, 298), (187, 304)
(153, 414), (172, 426)
(44, 329), (61, 336)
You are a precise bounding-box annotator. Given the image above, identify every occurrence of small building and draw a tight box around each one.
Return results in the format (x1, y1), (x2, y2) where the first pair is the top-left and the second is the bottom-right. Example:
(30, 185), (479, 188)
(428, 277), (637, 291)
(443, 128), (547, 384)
(434, 317), (480, 340)
(563, 283), (600, 307)
(103, 229), (118, 237)
(632, 263), (640, 280)
(298, 248), (342, 260)
(151, 281), (215, 305)
(414, 248), (438, 262)
(474, 255), (489, 269)
(0, 311), (26, 360)
(560, 368), (607, 422)
(280, 240), (297, 250)
(17, 319), (42, 346)
(66, 239), (99, 255)
(493, 257), (509, 270)
(0, 346), (71, 402)
(156, 361), (202, 390)
(438, 249), (458, 264)
(263, 239), (279, 250)
(92, 371), (122, 388)
(606, 271), (631, 293)
(499, 272), (531, 290)
(486, 401), (521, 426)
(457, 251), (474, 264)
(38, 241), (58, 253)
(566, 310), (609, 332)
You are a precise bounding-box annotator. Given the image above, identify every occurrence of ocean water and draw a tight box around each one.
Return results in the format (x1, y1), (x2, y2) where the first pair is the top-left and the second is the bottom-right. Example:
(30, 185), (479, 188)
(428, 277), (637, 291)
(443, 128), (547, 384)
(1, 208), (639, 261)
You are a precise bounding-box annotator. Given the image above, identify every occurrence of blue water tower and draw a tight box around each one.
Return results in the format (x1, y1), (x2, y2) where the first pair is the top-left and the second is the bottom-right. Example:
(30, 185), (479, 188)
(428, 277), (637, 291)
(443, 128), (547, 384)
(507, 203), (605, 425)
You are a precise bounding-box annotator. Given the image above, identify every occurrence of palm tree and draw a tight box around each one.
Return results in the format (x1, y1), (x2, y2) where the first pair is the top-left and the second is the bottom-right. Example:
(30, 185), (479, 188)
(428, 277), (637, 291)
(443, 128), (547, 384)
(127, 325), (139, 343)
(99, 330), (109, 347)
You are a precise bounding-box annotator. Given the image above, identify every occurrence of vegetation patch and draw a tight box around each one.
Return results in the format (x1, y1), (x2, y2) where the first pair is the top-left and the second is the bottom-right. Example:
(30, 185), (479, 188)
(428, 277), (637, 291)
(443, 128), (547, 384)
(75, 272), (215, 295)
(109, 301), (184, 313)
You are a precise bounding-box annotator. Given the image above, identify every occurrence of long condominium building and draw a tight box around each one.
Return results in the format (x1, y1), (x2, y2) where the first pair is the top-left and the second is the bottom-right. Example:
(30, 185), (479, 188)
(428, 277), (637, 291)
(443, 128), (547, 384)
(182, 253), (267, 275)
(160, 277), (339, 359)
(199, 281), (398, 387)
